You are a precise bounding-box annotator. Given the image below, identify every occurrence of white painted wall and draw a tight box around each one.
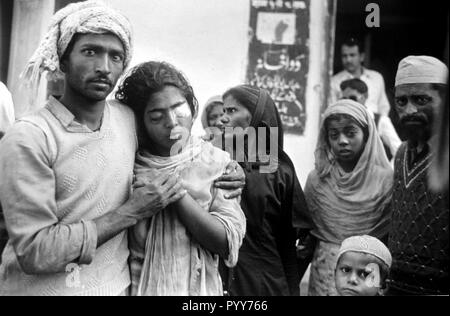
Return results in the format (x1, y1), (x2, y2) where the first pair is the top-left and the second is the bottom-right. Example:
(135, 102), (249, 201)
(3, 0), (326, 186)
(104, 0), (250, 136)
(284, 0), (330, 186)
(103, 0), (329, 186)
(7, 0), (54, 117)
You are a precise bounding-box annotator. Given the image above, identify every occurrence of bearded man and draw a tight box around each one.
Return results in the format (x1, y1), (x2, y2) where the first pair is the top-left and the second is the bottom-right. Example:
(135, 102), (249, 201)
(387, 55), (449, 295)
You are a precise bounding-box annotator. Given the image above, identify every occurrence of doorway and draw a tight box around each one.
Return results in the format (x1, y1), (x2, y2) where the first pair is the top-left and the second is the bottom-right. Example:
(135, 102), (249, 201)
(334, 0), (448, 138)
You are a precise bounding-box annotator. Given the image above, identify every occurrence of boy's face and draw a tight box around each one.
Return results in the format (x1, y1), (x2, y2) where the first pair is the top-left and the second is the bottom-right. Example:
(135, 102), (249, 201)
(144, 85), (193, 156)
(341, 87), (368, 105)
(335, 251), (384, 296)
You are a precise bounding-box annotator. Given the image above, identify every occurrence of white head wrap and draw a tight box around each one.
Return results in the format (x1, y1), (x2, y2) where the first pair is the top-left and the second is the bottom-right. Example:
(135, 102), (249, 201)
(337, 235), (392, 268)
(395, 55), (448, 87)
(201, 95), (223, 128)
(23, 0), (133, 99)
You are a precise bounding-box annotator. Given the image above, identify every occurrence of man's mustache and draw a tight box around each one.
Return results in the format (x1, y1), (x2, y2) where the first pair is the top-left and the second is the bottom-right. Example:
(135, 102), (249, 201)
(399, 113), (429, 126)
(89, 76), (113, 86)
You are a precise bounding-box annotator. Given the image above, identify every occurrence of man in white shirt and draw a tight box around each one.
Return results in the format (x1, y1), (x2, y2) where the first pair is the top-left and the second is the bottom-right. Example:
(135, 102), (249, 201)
(330, 38), (391, 117)
(0, 81), (15, 139)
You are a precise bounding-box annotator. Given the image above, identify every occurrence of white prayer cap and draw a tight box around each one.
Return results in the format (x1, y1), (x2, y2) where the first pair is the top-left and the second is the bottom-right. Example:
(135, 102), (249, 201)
(337, 235), (392, 268)
(395, 55), (448, 87)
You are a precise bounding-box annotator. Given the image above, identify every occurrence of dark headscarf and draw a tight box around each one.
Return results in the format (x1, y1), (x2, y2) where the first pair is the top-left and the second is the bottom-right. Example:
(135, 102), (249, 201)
(223, 85), (287, 170)
(250, 87), (284, 149)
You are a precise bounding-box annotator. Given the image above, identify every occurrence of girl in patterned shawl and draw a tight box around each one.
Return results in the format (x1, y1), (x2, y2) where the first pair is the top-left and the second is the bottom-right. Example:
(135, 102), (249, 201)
(305, 99), (393, 296)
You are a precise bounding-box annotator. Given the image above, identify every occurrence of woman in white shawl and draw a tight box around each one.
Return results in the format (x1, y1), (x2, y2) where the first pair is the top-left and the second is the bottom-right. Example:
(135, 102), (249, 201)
(305, 99), (393, 296)
(115, 61), (246, 295)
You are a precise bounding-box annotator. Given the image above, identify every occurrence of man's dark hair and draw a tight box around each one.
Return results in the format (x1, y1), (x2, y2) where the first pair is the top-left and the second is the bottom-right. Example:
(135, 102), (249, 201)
(340, 78), (369, 95)
(341, 37), (364, 54)
(60, 33), (82, 63)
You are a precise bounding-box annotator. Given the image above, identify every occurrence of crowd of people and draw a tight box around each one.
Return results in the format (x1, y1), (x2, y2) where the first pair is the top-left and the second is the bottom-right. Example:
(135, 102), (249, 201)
(0, 1), (448, 296)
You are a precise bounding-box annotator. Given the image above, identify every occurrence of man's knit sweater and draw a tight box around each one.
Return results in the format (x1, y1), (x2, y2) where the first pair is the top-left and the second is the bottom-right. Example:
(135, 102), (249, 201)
(388, 142), (449, 295)
(0, 97), (137, 295)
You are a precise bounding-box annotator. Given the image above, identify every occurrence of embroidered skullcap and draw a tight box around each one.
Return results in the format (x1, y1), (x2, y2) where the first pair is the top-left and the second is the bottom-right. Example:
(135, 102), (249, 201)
(22, 0), (133, 101)
(337, 235), (392, 268)
(395, 56), (448, 87)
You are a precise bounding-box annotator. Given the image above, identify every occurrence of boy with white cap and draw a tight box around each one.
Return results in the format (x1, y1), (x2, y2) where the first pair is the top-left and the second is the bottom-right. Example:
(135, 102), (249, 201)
(335, 235), (392, 296)
(388, 55), (449, 295)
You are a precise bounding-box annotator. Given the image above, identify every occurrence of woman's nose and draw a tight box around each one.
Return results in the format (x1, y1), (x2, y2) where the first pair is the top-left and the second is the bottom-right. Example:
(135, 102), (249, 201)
(220, 115), (230, 124)
(165, 111), (179, 128)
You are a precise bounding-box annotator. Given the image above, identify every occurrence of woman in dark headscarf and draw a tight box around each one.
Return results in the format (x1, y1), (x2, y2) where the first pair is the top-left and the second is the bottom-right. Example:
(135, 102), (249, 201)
(218, 84), (313, 296)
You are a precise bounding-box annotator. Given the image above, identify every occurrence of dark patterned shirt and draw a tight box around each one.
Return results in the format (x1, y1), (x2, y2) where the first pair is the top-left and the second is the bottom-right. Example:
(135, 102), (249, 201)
(388, 142), (449, 295)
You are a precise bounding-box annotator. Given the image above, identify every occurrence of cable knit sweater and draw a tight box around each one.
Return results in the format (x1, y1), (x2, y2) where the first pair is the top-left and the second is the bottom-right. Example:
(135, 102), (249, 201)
(0, 97), (137, 296)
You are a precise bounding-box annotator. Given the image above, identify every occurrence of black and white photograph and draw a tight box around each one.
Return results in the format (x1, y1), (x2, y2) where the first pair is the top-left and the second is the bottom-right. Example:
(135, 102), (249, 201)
(0, 0), (448, 302)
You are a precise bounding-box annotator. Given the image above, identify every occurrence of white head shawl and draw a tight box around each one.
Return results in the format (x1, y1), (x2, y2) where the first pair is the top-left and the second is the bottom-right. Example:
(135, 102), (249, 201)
(22, 0), (133, 99)
(395, 55), (448, 87)
(304, 100), (393, 244)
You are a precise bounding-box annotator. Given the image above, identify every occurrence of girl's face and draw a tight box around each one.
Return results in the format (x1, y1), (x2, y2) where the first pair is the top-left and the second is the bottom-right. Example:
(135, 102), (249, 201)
(207, 104), (224, 129)
(143, 85), (193, 156)
(327, 116), (366, 171)
(221, 95), (252, 129)
(335, 251), (384, 296)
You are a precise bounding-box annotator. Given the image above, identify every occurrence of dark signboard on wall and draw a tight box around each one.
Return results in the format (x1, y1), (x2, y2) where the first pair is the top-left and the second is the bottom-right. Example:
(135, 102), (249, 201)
(246, 0), (310, 135)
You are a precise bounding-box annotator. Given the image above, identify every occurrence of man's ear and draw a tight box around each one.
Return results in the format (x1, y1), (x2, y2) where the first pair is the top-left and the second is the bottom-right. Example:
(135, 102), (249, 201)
(60, 59), (68, 73)
(246, 113), (253, 126)
(363, 93), (369, 103)
(361, 53), (366, 64)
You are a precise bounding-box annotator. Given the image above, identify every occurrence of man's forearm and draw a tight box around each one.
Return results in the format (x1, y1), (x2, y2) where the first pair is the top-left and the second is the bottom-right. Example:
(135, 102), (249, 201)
(94, 204), (138, 247)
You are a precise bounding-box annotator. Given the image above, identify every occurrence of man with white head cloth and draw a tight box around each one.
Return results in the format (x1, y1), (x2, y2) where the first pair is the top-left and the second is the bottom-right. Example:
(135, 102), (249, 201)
(0, 1), (244, 296)
(387, 56), (449, 295)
